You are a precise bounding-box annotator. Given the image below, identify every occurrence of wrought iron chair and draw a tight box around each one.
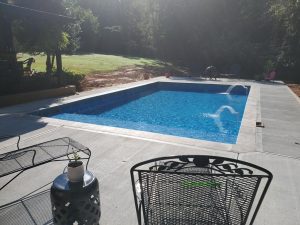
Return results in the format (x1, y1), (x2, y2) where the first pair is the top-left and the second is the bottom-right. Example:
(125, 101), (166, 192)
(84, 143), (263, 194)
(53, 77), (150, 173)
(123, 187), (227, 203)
(22, 57), (35, 75)
(0, 136), (91, 225)
(131, 155), (272, 225)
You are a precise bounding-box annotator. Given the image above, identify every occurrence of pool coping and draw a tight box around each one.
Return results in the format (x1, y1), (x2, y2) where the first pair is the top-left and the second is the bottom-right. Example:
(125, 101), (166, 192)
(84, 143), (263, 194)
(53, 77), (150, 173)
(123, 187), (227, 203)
(3, 79), (300, 225)
(27, 78), (258, 153)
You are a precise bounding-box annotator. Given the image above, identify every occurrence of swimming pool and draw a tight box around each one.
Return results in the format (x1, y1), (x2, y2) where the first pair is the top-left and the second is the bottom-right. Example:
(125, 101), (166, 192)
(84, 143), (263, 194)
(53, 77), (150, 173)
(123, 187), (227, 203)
(35, 82), (249, 144)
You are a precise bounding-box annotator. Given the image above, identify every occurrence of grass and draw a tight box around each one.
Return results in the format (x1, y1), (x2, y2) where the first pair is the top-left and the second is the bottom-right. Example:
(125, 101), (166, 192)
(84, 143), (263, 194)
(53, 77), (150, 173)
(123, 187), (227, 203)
(18, 53), (168, 74)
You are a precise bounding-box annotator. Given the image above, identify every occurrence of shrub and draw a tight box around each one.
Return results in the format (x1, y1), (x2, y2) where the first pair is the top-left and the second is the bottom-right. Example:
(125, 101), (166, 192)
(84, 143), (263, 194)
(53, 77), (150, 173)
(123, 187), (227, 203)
(0, 71), (85, 96)
(59, 70), (85, 90)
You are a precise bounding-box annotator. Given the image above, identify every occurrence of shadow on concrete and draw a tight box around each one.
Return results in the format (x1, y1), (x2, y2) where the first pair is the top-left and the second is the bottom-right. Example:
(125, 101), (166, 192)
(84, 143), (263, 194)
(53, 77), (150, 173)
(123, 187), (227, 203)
(0, 96), (68, 115)
(0, 96), (67, 143)
(0, 114), (49, 141)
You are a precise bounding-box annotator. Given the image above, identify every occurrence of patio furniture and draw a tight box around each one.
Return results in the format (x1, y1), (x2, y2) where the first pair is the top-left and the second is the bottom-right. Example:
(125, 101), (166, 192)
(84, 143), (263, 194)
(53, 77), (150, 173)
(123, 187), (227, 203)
(204, 65), (218, 80)
(22, 57), (35, 75)
(0, 136), (91, 225)
(51, 171), (100, 225)
(131, 155), (272, 225)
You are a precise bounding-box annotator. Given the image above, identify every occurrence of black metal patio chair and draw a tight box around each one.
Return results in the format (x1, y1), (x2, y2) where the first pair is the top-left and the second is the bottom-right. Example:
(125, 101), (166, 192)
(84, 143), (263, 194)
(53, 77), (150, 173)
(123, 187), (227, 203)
(22, 57), (35, 75)
(0, 136), (91, 225)
(131, 155), (272, 225)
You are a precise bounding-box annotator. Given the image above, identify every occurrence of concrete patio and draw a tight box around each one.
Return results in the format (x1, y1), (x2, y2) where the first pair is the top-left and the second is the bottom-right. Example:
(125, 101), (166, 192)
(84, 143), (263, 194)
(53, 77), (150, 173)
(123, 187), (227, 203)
(0, 77), (300, 225)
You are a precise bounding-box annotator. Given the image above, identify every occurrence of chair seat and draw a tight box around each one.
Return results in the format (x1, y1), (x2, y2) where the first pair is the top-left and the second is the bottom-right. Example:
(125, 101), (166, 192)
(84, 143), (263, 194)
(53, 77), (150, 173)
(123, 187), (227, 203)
(0, 190), (53, 225)
(0, 137), (90, 178)
(131, 155), (272, 225)
(0, 137), (92, 224)
(141, 172), (238, 225)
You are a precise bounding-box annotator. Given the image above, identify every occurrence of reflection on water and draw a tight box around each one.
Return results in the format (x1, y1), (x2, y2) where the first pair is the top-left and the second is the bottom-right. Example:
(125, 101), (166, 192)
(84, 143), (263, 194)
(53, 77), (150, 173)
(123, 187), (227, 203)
(204, 105), (239, 133)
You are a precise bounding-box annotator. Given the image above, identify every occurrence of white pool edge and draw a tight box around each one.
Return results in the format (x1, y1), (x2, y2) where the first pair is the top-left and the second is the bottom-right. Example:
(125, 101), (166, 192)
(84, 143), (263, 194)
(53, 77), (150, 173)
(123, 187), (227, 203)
(28, 78), (258, 153)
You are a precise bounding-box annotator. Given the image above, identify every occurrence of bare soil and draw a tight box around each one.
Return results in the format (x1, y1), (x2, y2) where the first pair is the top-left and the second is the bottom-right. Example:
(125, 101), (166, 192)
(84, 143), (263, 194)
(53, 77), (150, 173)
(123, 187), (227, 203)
(287, 84), (300, 97)
(79, 66), (178, 91)
(80, 68), (300, 100)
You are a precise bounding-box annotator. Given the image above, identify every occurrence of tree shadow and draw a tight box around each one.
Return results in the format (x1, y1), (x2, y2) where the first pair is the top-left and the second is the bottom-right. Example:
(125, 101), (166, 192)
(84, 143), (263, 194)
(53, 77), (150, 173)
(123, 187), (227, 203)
(0, 96), (68, 142)
(0, 115), (49, 153)
(135, 60), (191, 77)
(0, 94), (69, 114)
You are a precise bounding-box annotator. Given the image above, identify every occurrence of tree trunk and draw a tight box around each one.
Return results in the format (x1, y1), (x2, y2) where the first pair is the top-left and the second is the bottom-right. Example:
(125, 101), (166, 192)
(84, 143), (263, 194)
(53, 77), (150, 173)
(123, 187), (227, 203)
(51, 54), (55, 70)
(46, 53), (51, 74)
(55, 51), (63, 85)
(55, 51), (62, 73)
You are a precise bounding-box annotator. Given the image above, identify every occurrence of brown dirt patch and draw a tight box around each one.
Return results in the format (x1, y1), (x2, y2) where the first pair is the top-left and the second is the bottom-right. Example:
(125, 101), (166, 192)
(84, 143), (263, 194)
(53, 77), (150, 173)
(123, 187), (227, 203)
(287, 84), (300, 97)
(79, 66), (172, 91)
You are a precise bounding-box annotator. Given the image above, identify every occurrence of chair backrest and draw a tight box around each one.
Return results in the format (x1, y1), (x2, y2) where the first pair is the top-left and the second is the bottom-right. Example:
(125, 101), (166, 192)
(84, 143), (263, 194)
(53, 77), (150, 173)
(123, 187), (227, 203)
(131, 155), (272, 225)
(0, 137), (92, 225)
(0, 137), (91, 179)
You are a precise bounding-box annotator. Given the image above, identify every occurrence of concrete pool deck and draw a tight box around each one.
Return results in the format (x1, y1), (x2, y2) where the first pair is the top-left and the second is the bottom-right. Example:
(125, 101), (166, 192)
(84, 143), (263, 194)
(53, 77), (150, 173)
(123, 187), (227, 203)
(0, 77), (300, 224)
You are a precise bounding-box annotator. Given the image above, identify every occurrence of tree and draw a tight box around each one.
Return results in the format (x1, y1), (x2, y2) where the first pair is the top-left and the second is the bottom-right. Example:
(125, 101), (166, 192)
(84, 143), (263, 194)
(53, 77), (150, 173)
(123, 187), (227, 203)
(269, 0), (300, 81)
(11, 0), (72, 75)
(11, 0), (99, 74)
(0, 0), (17, 63)
(64, 0), (100, 53)
(4, 0), (299, 80)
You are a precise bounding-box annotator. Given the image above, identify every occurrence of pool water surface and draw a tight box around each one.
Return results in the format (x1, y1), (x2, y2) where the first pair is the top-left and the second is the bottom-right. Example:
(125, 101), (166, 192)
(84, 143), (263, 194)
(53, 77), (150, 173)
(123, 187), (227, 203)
(44, 83), (249, 144)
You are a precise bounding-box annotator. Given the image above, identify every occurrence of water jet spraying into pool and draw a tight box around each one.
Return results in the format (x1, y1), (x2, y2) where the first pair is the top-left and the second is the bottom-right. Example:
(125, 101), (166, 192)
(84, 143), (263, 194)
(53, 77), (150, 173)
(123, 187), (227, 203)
(223, 84), (248, 95)
(220, 84), (248, 103)
(205, 105), (239, 133)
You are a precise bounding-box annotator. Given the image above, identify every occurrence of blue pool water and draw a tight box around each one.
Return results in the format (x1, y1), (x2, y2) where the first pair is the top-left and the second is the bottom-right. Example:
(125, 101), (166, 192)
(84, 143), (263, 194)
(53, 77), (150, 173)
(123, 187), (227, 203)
(46, 83), (248, 144)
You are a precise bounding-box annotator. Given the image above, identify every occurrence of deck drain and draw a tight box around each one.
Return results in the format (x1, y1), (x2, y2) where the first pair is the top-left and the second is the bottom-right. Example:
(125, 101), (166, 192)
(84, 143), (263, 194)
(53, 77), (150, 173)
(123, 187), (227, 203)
(256, 122), (265, 128)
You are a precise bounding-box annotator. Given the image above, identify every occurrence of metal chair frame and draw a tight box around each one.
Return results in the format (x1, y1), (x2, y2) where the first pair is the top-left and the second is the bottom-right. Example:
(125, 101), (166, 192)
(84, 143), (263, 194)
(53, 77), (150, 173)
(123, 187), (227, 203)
(0, 136), (92, 225)
(131, 155), (272, 225)
(0, 136), (91, 191)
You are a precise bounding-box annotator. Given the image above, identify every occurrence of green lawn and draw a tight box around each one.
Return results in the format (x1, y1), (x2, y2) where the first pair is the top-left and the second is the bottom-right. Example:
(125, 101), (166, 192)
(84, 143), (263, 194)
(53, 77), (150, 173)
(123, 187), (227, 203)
(18, 53), (167, 74)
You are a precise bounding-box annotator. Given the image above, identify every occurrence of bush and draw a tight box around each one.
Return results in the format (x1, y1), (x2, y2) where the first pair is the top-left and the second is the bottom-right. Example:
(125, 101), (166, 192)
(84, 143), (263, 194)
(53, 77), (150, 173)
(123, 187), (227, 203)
(0, 71), (85, 96)
(59, 70), (85, 90)
(263, 59), (275, 73)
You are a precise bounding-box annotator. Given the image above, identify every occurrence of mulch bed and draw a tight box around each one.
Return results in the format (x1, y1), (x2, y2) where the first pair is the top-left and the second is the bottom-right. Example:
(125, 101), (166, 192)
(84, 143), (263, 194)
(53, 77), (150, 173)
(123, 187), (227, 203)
(79, 66), (169, 91)
(79, 67), (300, 100)
(287, 84), (300, 97)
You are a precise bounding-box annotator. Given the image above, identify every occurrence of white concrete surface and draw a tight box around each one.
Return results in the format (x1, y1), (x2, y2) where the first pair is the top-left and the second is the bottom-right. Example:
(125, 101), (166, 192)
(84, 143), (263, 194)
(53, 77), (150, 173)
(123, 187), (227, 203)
(0, 77), (299, 225)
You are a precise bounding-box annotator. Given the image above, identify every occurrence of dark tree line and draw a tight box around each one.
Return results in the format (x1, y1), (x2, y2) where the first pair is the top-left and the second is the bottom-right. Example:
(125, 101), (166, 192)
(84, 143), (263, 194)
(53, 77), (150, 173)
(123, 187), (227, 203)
(2, 0), (300, 81)
(74, 0), (300, 80)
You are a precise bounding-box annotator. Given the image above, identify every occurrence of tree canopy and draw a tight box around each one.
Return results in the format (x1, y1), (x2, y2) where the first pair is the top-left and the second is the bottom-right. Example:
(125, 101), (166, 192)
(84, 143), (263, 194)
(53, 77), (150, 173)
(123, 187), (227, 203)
(1, 0), (300, 81)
